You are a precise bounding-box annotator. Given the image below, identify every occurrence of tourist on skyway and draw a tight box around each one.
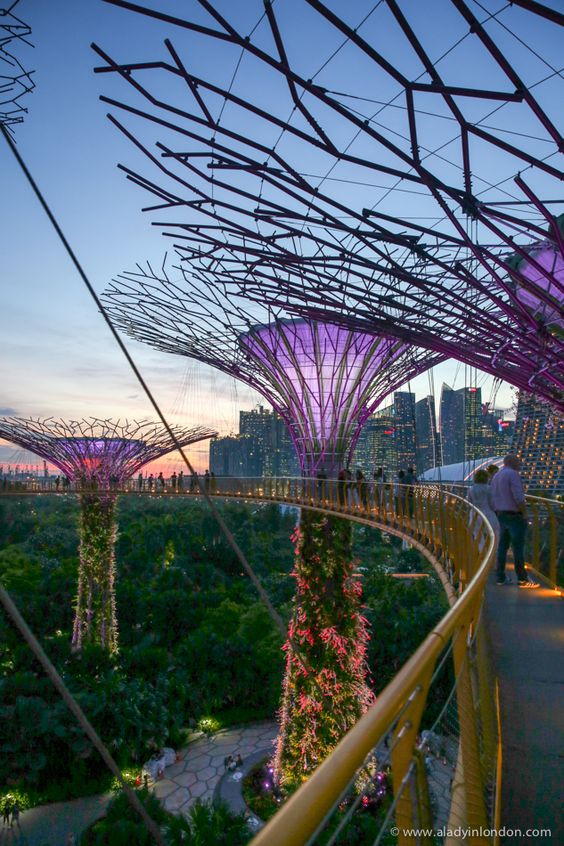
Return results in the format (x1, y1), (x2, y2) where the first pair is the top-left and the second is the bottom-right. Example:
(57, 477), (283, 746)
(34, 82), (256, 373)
(467, 469), (499, 541)
(394, 470), (406, 516)
(373, 467), (386, 508)
(491, 455), (539, 589)
(487, 464), (499, 483)
(404, 467), (417, 518)
(355, 469), (369, 510)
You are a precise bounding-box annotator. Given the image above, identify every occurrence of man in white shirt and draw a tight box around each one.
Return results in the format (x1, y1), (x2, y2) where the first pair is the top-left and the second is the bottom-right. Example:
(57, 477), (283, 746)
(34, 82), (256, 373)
(490, 454), (539, 588)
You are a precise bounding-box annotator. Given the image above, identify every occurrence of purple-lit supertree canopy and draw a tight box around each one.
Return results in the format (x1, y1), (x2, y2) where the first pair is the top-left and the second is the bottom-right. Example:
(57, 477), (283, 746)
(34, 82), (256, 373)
(102, 260), (441, 475)
(0, 417), (216, 652)
(0, 1), (34, 128)
(102, 258), (439, 783)
(93, 0), (563, 409)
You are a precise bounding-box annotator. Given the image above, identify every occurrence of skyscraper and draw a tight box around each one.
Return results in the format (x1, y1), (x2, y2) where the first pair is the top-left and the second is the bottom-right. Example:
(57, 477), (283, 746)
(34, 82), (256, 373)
(415, 396), (440, 474)
(239, 406), (300, 476)
(351, 406), (397, 477)
(239, 406), (277, 475)
(440, 385), (483, 465)
(480, 405), (514, 456)
(393, 391), (417, 472)
(209, 434), (262, 477)
(512, 393), (564, 492)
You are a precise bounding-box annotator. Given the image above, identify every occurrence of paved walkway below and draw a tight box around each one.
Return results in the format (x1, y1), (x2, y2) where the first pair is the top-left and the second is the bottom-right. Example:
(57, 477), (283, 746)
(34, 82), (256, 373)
(153, 721), (277, 815)
(7, 721), (277, 845)
(485, 566), (564, 845)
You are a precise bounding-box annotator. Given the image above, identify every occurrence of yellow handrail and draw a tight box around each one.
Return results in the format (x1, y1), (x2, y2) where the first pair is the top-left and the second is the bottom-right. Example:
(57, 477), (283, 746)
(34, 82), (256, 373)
(248, 485), (495, 846)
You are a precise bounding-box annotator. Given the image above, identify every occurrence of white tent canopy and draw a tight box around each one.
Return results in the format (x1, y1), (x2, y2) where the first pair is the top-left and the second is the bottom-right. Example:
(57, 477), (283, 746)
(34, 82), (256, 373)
(420, 457), (504, 484)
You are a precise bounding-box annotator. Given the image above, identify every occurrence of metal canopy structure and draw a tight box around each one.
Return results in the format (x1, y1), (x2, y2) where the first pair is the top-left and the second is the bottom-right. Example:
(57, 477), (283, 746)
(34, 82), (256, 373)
(94, 0), (563, 408)
(0, 0), (34, 128)
(102, 260), (441, 474)
(0, 417), (217, 485)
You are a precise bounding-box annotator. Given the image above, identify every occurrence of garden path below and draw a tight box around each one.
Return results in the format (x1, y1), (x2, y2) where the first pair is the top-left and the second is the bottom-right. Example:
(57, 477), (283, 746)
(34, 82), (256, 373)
(8, 720), (278, 845)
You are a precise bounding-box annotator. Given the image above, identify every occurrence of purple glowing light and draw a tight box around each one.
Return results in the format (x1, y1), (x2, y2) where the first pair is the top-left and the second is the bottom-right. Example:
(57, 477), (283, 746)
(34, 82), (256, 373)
(239, 319), (414, 473)
(54, 437), (145, 484)
(513, 242), (564, 331)
(0, 418), (217, 488)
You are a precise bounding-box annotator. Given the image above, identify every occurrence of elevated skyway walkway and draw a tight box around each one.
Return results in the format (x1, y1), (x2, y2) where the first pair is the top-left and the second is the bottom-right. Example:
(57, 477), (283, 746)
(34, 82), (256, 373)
(1, 478), (562, 844)
(485, 571), (563, 845)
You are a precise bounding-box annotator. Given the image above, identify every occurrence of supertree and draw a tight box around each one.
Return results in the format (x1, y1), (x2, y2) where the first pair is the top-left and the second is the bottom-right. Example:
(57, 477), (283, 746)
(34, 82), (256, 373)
(92, 0), (563, 408)
(0, 1), (34, 128)
(0, 417), (216, 652)
(101, 258), (440, 784)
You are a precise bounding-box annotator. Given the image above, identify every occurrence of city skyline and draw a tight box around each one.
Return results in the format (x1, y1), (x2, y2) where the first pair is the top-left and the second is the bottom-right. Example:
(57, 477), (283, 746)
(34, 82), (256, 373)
(1, 377), (517, 477)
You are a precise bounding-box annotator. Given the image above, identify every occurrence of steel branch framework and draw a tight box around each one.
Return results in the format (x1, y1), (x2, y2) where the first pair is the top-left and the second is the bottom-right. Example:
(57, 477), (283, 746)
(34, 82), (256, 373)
(0, 417), (217, 485)
(94, 0), (563, 408)
(102, 260), (441, 475)
(0, 1), (34, 127)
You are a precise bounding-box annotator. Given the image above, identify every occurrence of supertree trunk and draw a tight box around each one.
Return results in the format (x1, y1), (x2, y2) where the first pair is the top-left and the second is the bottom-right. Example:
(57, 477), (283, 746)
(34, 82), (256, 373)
(72, 493), (118, 653)
(274, 510), (374, 788)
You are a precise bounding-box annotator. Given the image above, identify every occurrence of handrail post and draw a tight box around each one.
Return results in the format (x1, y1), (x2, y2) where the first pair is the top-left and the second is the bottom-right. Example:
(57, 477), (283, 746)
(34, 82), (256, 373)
(391, 666), (434, 846)
(451, 609), (490, 845)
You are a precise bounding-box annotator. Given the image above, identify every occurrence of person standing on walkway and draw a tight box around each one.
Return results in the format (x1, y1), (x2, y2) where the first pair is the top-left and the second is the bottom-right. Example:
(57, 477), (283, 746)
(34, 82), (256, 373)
(467, 469), (499, 540)
(10, 802), (19, 829)
(490, 454), (539, 588)
(404, 466), (417, 518)
(2, 800), (11, 827)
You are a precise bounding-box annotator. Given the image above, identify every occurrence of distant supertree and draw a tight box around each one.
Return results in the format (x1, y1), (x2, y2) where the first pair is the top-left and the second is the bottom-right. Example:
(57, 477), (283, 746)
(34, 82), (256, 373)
(93, 0), (563, 408)
(0, 1), (34, 128)
(0, 417), (216, 652)
(102, 258), (440, 784)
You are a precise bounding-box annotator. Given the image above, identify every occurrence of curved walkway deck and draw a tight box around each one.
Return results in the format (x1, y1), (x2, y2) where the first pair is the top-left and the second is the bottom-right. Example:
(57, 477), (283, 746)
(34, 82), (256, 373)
(485, 567), (563, 845)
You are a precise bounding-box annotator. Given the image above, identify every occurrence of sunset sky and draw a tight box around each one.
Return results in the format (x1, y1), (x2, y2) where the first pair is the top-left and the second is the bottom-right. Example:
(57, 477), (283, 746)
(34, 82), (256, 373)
(4, 0), (556, 474)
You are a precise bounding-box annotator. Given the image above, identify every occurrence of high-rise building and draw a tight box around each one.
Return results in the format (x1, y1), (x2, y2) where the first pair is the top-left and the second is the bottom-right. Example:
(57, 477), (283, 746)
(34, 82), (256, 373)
(512, 394), (564, 492)
(480, 405), (514, 456)
(415, 396), (440, 474)
(393, 391), (417, 472)
(239, 405), (299, 476)
(439, 384), (483, 465)
(209, 434), (262, 477)
(461, 386), (483, 462)
(352, 406), (396, 477)
(440, 384), (463, 465)
(239, 406), (276, 475)
(209, 406), (301, 477)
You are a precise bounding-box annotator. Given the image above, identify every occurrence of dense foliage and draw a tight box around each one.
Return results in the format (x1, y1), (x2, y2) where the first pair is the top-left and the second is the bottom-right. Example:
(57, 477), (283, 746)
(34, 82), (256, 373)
(0, 494), (447, 807)
(81, 790), (249, 845)
(274, 512), (373, 786)
(74, 493), (118, 652)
